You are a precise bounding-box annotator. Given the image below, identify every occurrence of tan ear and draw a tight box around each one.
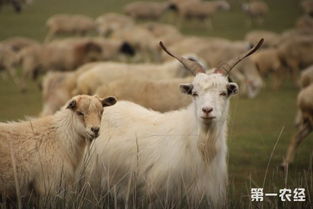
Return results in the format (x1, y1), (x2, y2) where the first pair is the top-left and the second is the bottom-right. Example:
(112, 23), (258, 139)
(102, 96), (117, 107)
(67, 100), (77, 110)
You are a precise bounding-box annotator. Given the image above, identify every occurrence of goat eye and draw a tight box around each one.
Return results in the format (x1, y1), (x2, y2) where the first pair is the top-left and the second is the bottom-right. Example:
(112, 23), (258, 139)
(220, 92), (227, 97)
(192, 92), (198, 97)
(77, 111), (84, 116)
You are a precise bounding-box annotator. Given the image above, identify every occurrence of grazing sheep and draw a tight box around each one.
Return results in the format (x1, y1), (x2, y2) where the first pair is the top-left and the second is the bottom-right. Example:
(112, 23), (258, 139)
(245, 30), (280, 48)
(300, 65), (313, 89)
(95, 77), (193, 112)
(281, 83), (313, 169)
(86, 40), (263, 208)
(242, 1), (269, 25)
(1, 37), (38, 52)
(74, 56), (204, 95)
(301, 0), (313, 16)
(45, 14), (96, 42)
(19, 39), (102, 80)
(124, 1), (171, 20)
(40, 62), (102, 116)
(91, 38), (136, 60)
(96, 13), (135, 37)
(0, 44), (24, 90)
(110, 25), (161, 61)
(0, 95), (117, 198)
(175, 0), (230, 27)
(251, 48), (284, 89)
(278, 35), (313, 81)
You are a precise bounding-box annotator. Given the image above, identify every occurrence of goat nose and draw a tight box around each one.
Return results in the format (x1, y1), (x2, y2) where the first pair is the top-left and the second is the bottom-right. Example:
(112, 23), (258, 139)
(91, 127), (99, 135)
(202, 107), (213, 114)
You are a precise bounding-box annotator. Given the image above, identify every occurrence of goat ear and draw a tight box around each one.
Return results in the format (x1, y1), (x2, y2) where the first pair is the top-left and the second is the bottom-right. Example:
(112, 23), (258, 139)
(180, 83), (193, 95)
(67, 100), (77, 110)
(227, 83), (239, 96)
(102, 96), (117, 107)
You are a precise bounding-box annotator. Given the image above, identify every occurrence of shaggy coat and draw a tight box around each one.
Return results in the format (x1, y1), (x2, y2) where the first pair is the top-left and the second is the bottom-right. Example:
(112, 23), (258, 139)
(0, 95), (116, 197)
(95, 77), (193, 112)
(87, 72), (238, 208)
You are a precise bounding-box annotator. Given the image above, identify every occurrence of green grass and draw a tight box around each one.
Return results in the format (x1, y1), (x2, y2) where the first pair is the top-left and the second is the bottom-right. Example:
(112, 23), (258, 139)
(0, 0), (312, 208)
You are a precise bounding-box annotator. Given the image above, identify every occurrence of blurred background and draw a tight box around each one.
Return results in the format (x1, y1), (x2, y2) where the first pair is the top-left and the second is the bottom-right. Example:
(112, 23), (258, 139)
(0, 0), (312, 208)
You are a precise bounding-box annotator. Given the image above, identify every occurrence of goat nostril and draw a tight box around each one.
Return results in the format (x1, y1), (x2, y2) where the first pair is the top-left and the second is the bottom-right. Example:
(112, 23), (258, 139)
(91, 127), (100, 134)
(202, 107), (213, 114)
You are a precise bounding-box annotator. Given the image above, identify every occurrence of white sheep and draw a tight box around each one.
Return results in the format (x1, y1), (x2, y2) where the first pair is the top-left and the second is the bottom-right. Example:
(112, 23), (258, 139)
(86, 40), (263, 207)
(45, 14), (96, 42)
(0, 44), (24, 90)
(74, 56), (202, 95)
(96, 12), (135, 37)
(250, 48), (284, 89)
(242, 1), (268, 25)
(95, 77), (193, 112)
(0, 95), (116, 199)
(175, 0), (230, 28)
(124, 1), (171, 20)
(1, 36), (39, 52)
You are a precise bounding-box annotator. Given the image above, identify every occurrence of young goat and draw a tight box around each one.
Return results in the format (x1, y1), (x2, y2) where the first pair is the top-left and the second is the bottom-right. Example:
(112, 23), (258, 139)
(87, 40), (263, 208)
(0, 95), (116, 199)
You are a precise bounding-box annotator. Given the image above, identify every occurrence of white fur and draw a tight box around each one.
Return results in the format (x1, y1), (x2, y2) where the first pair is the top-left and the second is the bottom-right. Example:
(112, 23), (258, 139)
(87, 72), (238, 208)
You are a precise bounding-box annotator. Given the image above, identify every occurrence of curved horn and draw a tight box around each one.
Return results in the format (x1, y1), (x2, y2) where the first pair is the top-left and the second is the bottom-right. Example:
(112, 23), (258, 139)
(159, 41), (206, 75)
(216, 38), (264, 75)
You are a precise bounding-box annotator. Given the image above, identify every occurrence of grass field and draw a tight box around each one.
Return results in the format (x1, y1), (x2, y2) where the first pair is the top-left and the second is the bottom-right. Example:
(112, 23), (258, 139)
(1, 0), (313, 208)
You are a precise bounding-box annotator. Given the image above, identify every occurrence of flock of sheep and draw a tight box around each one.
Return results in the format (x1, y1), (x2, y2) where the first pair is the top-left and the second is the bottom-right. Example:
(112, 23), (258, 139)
(1, 0), (313, 208)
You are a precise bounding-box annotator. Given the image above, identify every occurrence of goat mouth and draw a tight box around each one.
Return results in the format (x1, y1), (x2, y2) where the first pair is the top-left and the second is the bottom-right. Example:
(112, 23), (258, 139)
(87, 133), (98, 141)
(201, 116), (216, 120)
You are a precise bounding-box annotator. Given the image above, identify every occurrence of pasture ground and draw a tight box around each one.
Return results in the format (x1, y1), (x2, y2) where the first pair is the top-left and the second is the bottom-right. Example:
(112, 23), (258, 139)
(0, 0), (312, 208)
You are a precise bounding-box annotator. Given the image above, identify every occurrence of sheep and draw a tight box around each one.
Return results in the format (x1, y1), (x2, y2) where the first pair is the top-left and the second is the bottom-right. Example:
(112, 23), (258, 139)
(85, 40), (263, 208)
(281, 83), (313, 169)
(250, 48), (284, 89)
(245, 30), (280, 48)
(74, 55), (205, 95)
(95, 77), (193, 112)
(1, 36), (38, 52)
(110, 25), (161, 62)
(0, 44), (25, 90)
(92, 38), (136, 61)
(0, 95), (117, 199)
(45, 14), (96, 42)
(301, 0), (313, 16)
(174, 0), (231, 28)
(124, 1), (171, 20)
(242, 1), (269, 25)
(19, 39), (103, 81)
(299, 65), (313, 89)
(40, 62), (102, 116)
(96, 13), (135, 37)
(277, 35), (313, 81)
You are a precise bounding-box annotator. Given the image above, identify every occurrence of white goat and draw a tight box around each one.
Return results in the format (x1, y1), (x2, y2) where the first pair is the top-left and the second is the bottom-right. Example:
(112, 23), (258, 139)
(86, 40), (263, 208)
(0, 95), (116, 198)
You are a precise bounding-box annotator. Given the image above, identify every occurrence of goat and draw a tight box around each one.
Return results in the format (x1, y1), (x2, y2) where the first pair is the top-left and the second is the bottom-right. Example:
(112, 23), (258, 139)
(86, 39), (263, 208)
(0, 95), (116, 199)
